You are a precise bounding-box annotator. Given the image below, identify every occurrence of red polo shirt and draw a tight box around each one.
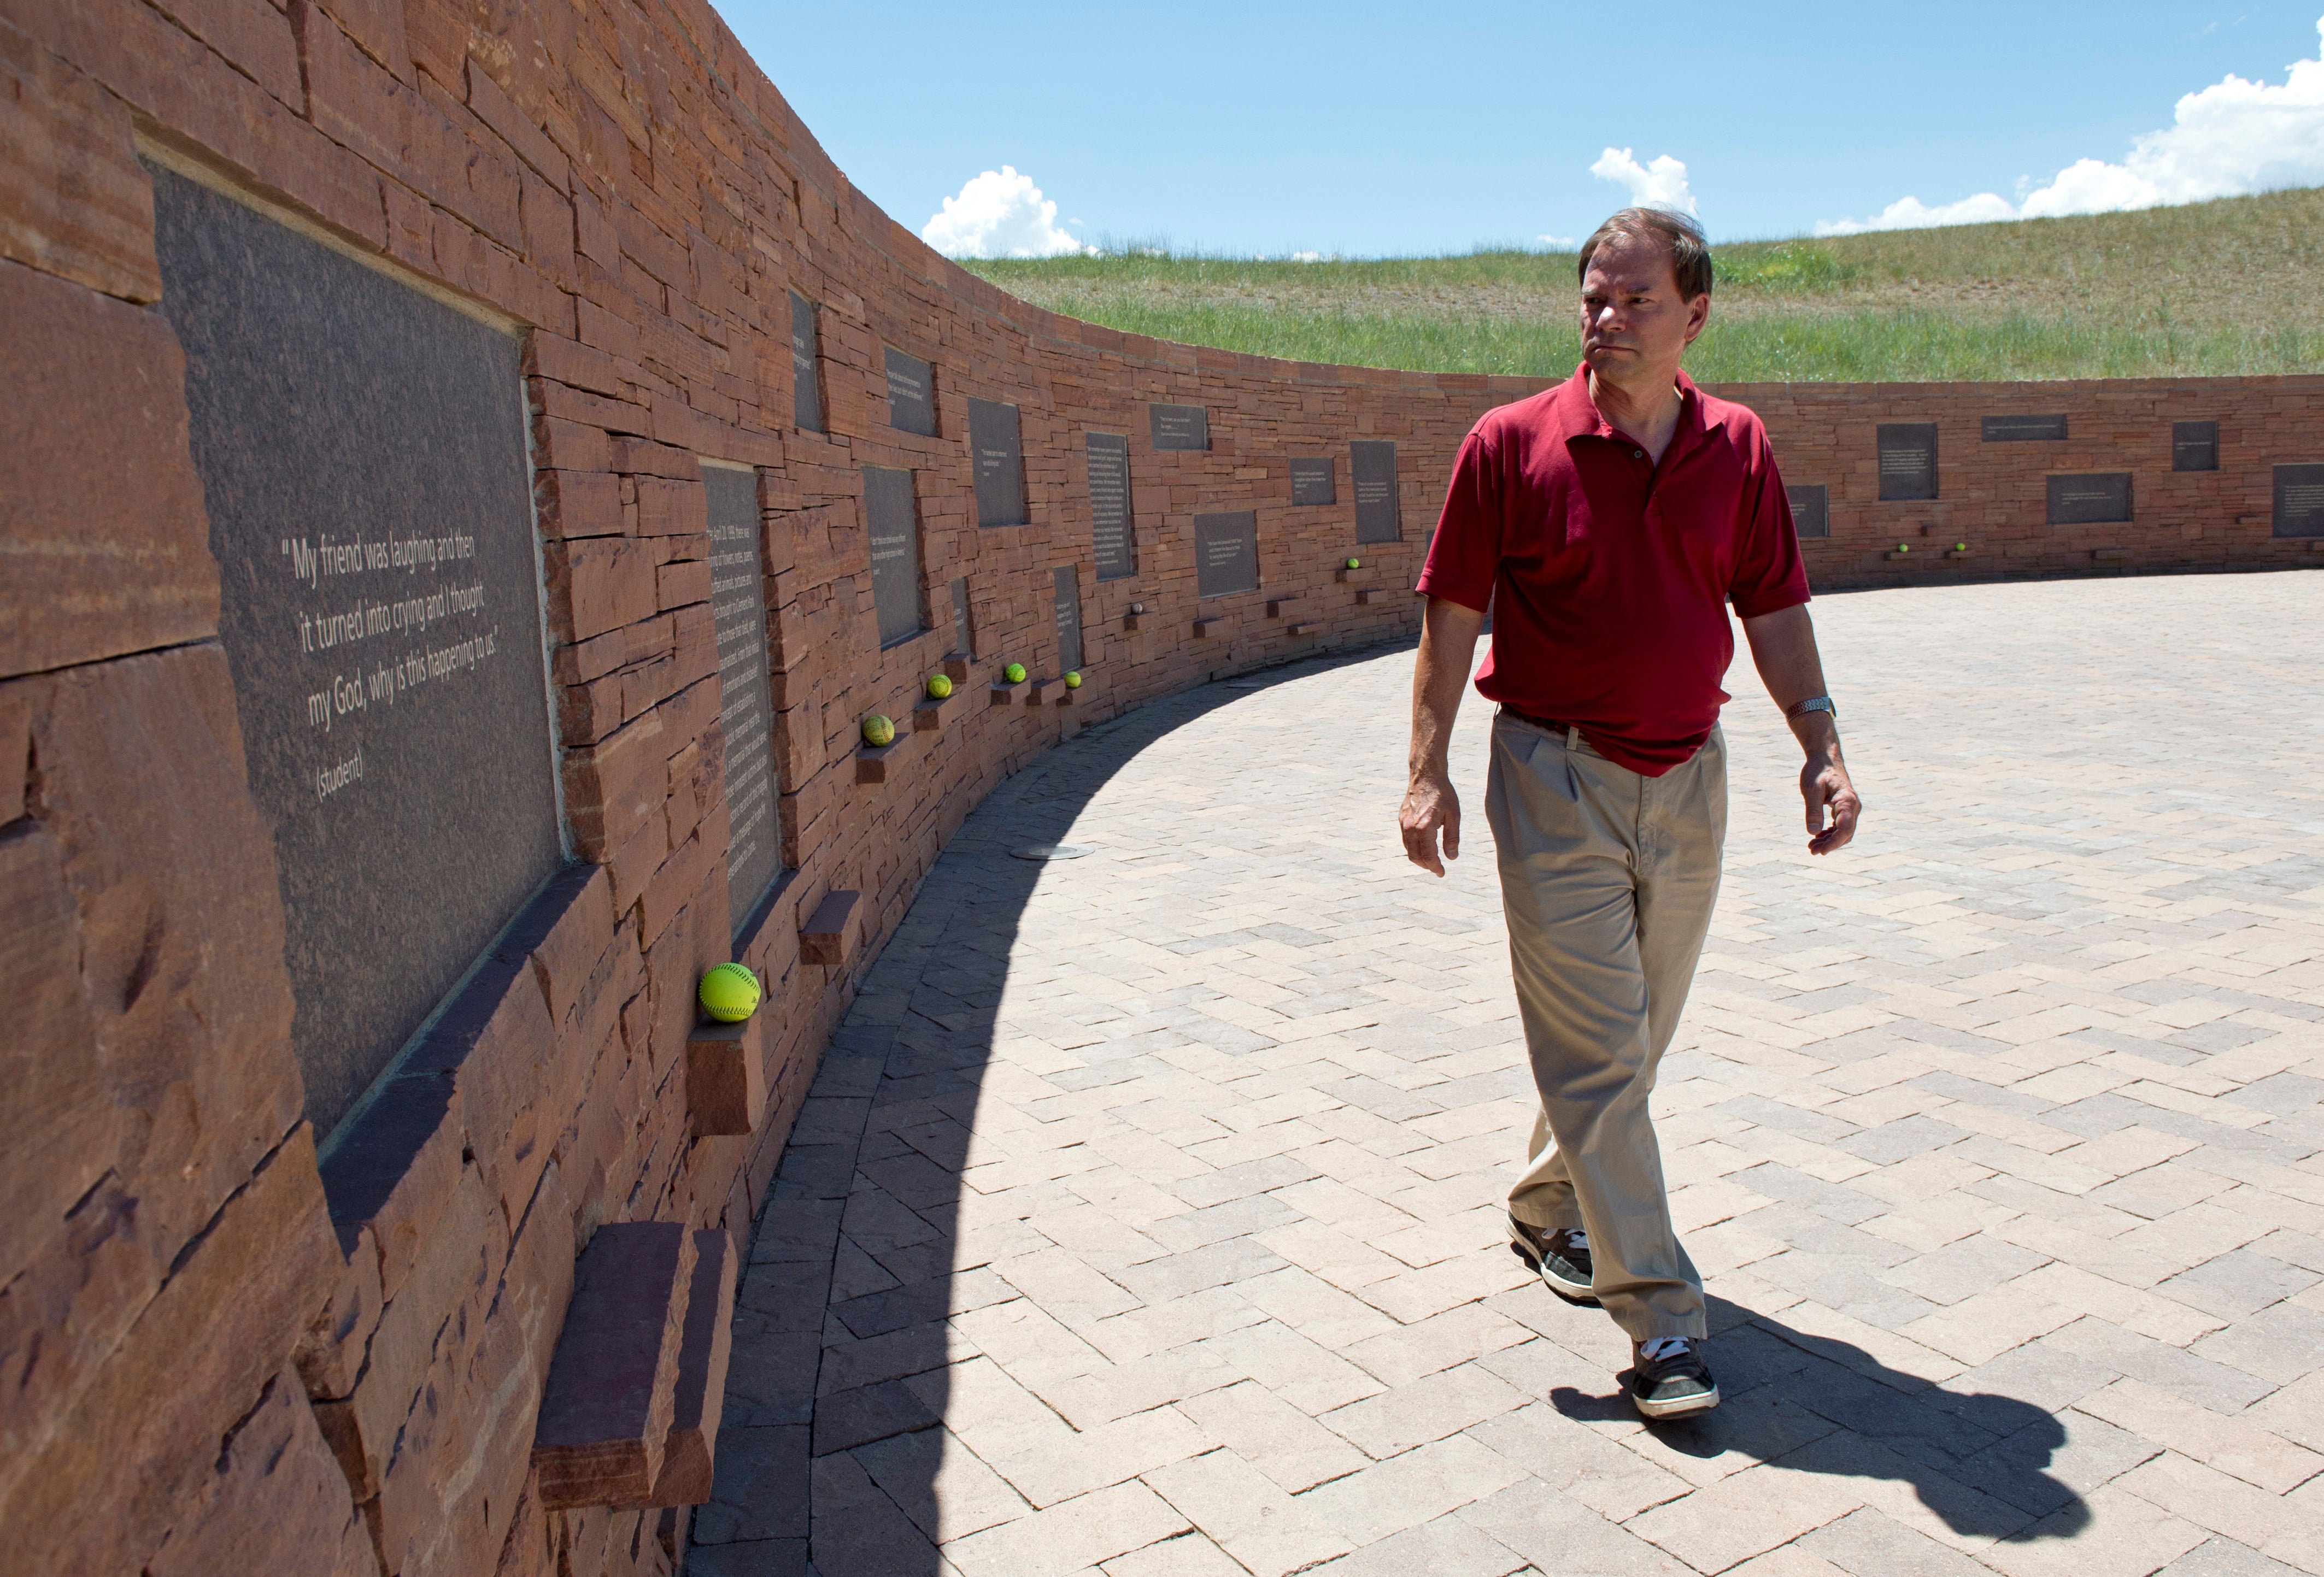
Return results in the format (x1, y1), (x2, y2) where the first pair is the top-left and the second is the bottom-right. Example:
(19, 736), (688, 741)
(1415, 365), (1810, 776)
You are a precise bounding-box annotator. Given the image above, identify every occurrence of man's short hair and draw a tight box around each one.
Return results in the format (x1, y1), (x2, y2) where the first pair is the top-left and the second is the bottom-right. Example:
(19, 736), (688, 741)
(1578, 208), (1713, 301)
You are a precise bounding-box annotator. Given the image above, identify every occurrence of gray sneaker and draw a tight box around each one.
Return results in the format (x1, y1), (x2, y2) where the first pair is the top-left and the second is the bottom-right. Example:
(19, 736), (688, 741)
(1629, 1338), (1719, 1420)
(1507, 1213), (1598, 1306)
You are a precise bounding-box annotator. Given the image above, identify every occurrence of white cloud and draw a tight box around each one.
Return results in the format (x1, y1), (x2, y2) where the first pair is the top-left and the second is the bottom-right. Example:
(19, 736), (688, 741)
(1589, 148), (1699, 216)
(921, 166), (1091, 258)
(1818, 15), (2324, 234)
(1537, 233), (1577, 248)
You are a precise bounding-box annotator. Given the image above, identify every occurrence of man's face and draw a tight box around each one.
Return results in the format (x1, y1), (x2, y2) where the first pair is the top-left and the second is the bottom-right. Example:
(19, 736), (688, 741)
(1578, 234), (1711, 381)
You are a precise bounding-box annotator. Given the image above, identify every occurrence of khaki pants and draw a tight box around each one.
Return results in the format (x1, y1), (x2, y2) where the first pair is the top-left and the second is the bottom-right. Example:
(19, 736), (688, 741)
(1486, 712), (1726, 1340)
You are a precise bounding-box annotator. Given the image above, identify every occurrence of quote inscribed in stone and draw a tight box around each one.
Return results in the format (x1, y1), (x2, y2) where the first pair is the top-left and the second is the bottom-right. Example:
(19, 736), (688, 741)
(1877, 423), (1939, 502)
(1195, 511), (1260, 598)
(1053, 567), (1084, 676)
(968, 398), (1029, 528)
(149, 162), (561, 1133)
(865, 467), (926, 648)
(704, 463), (778, 924)
(1086, 432), (1137, 581)
(1352, 440), (1401, 543)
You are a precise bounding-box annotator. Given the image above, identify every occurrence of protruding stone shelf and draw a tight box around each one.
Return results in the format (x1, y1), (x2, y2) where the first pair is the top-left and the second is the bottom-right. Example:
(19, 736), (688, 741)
(799, 888), (859, 967)
(989, 679), (1025, 706)
(1193, 617), (1222, 638)
(531, 1223), (697, 1510)
(687, 1013), (765, 1137)
(2093, 546), (2130, 562)
(855, 739), (900, 783)
(1288, 621), (1320, 637)
(1354, 588), (1381, 605)
(942, 654), (971, 683)
(913, 695), (952, 732)
(646, 1229), (738, 1508)
(1335, 566), (1370, 582)
(1122, 612), (1141, 632)
(1265, 597), (1299, 617)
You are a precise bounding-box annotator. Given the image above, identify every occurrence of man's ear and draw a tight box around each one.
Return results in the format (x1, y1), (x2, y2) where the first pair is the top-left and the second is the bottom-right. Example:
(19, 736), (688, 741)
(1682, 293), (1712, 346)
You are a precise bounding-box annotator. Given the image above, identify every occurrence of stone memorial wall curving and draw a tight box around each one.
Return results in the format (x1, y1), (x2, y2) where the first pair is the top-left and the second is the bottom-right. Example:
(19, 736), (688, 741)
(4, 2), (2322, 1574)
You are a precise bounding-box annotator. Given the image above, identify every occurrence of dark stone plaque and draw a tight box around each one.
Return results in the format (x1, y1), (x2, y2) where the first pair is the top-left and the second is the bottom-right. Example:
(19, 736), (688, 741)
(1352, 440), (1401, 543)
(1194, 510), (1259, 598)
(2046, 473), (2132, 525)
(1053, 567), (1084, 675)
(1982, 414), (2068, 442)
(1786, 484), (1830, 539)
(950, 576), (976, 657)
(790, 291), (824, 433)
(968, 397), (1029, 527)
(1086, 432), (1137, 582)
(864, 467), (924, 648)
(884, 346), (936, 437)
(1877, 423), (1939, 502)
(1149, 403), (1210, 452)
(703, 464), (778, 925)
(1289, 457), (1336, 507)
(2173, 421), (2220, 472)
(2275, 464), (2324, 538)
(149, 163), (560, 1134)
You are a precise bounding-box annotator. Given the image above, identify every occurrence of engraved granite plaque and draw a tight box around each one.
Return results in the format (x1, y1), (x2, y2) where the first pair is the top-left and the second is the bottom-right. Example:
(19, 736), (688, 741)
(968, 397), (1029, 527)
(1983, 414), (2068, 442)
(950, 576), (975, 657)
(1289, 457), (1336, 507)
(2173, 421), (2220, 473)
(2046, 473), (2132, 525)
(1352, 440), (1401, 543)
(884, 346), (936, 437)
(1053, 567), (1084, 675)
(1086, 432), (1137, 582)
(790, 290), (824, 433)
(150, 162), (561, 1133)
(1786, 484), (1830, 539)
(864, 467), (925, 647)
(703, 463), (778, 925)
(1877, 423), (1939, 502)
(2275, 464), (2324, 538)
(1150, 403), (1210, 452)
(1194, 510), (1259, 598)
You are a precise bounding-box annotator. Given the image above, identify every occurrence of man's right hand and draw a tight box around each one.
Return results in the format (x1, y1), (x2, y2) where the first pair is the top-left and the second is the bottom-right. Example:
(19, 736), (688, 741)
(1399, 772), (1462, 876)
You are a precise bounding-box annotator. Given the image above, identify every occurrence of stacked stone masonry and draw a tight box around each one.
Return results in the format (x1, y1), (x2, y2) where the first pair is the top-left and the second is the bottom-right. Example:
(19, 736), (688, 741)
(0, 1), (2317, 1575)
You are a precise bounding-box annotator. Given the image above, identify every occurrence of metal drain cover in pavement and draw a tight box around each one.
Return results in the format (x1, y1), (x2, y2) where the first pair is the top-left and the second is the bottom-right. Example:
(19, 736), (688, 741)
(1011, 844), (1091, 861)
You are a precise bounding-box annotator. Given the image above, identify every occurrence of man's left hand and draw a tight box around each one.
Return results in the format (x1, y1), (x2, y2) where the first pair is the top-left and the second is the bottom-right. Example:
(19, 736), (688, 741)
(1801, 750), (1861, 855)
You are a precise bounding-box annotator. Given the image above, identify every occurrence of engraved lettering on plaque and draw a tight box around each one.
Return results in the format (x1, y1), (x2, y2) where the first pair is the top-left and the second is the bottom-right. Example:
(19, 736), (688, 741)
(1982, 414), (2068, 442)
(884, 346), (936, 437)
(968, 397), (1029, 527)
(1149, 403), (1210, 452)
(1877, 423), (1938, 502)
(1289, 457), (1335, 507)
(703, 463), (778, 926)
(2275, 464), (2324, 538)
(864, 467), (925, 647)
(2173, 421), (2220, 473)
(1086, 432), (1137, 582)
(950, 576), (975, 658)
(2046, 473), (2132, 526)
(1786, 484), (1830, 539)
(790, 290), (824, 433)
(1053, 567), (1084, 675)
(1352, 440), (1401, 543)
(1194, 510), (1259, 598)
(149, 162), (561, 1132)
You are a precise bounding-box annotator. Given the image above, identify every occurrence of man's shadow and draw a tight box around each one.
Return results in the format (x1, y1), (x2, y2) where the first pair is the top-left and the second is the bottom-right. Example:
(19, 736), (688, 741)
(1546, 1296), (2092, 1540)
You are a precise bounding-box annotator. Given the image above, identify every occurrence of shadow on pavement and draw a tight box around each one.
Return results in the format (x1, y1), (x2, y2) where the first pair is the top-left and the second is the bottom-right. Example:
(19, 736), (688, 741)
(1547, 1295), (2093, 1541)
(688, 646), (1410, 1577)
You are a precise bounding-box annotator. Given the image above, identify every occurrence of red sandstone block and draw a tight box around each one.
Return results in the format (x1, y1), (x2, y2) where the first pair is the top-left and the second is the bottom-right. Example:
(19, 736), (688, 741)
(639, 827), (714, 950)
(466, 52), (566, 186)
(688, 1014), (766, 1137)
(535, 414), (615, 472)
(635, 473), (712, 534)
(532, 1221), (697, 1510)
(647, 1230), (738, 1507)
(295, 3), (411, 175)
(657, 556), (712, 611)
(318, 1071), (465, 1298)
(536, 466), (624, 540)
(545, 536), (659, 643)
(799, 888), (859, 967)
(292, 1221), (383, 1401)
(0, 21), (162, 302)
(143, 1367), (373, 1577)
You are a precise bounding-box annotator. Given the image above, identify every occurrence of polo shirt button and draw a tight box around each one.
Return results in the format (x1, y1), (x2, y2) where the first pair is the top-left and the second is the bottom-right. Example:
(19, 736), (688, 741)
(1633, 449), (1645, 460)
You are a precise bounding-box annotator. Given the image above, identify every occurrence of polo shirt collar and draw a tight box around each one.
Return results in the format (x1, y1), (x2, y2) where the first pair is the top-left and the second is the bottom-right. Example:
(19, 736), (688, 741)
(1553, 363), (1726, 459)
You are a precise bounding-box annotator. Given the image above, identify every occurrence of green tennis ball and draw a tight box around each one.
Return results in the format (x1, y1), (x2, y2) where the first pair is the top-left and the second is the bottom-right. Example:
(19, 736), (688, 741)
(1004, 662), (1027, 684)
(1064, 670), (1082, 689)
(1897, 543), (1910, 552)
(699, 962), (760, 1023)
(1346, 557), (1361, 569)
(1955, 542), (1967, 552)
(926, 673), (953, 699)
(861, 713), (895, 747)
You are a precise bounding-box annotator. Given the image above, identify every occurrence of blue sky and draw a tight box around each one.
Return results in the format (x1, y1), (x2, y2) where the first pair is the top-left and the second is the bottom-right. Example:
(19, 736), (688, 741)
(717, 3), (2324, 255)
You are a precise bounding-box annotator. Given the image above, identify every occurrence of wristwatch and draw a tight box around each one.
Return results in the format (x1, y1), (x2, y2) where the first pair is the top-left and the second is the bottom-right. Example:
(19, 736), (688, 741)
(1785, 696), (1838, 720)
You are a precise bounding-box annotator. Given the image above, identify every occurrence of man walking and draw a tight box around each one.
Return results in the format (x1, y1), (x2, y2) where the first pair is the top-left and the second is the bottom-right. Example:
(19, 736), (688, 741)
(1398, 207), (1861, 1420)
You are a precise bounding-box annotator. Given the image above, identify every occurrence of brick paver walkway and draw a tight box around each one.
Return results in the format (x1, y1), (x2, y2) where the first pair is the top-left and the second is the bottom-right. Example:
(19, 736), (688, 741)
(693, 573), (2324, 1577)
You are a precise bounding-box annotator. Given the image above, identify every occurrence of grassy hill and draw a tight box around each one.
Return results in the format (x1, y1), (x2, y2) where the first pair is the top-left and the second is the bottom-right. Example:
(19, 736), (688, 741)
(960, 187), (2324, 383)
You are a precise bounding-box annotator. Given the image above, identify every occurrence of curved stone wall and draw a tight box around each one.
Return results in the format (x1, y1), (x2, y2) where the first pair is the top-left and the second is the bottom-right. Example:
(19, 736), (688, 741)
(1, 1), (2319, 1573)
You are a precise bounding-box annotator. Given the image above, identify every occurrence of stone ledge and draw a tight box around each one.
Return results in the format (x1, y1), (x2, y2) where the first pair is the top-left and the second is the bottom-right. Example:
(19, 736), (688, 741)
(686, 1014), (765, 1137)
(1265, 597), (1299, 617)
(854, 740), (899, 783)
(531, 1222), (697, 1510)
(799, 890), (859, 968)
(644, 1229), (738, 1508)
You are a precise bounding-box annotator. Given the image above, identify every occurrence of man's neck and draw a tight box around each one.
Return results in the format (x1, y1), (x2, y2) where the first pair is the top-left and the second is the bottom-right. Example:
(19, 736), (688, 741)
(1587, 366), (1686, 464)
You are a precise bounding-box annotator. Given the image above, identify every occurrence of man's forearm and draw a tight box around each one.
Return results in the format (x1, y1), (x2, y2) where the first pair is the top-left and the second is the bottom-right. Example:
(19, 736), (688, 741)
(1411, 597), (1486, 779)
(1740, 604), (1840, 756)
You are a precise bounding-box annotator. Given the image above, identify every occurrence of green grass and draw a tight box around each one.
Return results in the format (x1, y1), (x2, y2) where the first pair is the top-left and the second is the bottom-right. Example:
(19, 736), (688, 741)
(961, 187), (2324, 382)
